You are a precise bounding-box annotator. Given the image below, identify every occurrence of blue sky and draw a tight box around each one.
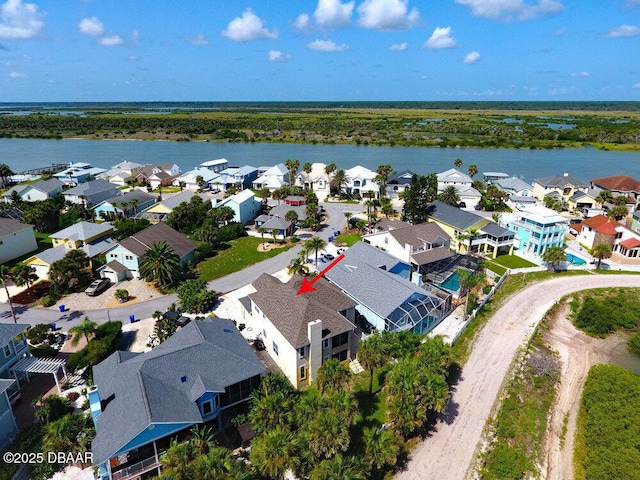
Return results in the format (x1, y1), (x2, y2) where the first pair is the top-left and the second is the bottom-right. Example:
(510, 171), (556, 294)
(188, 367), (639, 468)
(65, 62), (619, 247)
(1, 0), (639, 102)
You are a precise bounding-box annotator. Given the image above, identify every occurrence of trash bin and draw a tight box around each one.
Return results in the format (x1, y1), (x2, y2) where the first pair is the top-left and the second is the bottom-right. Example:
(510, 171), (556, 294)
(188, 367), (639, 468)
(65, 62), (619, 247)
(129, 314), (135, 323)
(50, 323), (56, 331)
(58, 305), (65, 313)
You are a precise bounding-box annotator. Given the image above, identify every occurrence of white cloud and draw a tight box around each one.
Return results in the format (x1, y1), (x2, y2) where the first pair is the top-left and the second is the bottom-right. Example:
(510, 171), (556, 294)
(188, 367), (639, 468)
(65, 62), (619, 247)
(455, 0), (564, 21)
(464, 51), (481, 63)
(132, 29), (140, 46)
(9, 70), (26, 78)
(423, 26), (457, 49)
(390, 42), (408, 51)
(293, 13), (311, 31)
(570, 71), (590, 77)
(357, 0), (420, 30)
(128, 54), (137, 61)
(78, 16), (103, 36)
(633, 82), (640, 88)
(221, 8), (278, 42)
(314, 0), (354, 28)
(307, 38), (349, 51)
(552, 27), (566, 36)
(605, 24), (640, 38)
(0, 0), (45, 39)
(99, 34), (123, 46)
(190, 33), (208, 45)
(269, 49), (292, 62)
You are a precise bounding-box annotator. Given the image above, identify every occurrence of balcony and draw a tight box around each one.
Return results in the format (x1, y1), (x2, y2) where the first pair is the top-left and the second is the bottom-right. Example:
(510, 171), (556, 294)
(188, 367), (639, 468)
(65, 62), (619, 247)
(111, 452), (165, 480)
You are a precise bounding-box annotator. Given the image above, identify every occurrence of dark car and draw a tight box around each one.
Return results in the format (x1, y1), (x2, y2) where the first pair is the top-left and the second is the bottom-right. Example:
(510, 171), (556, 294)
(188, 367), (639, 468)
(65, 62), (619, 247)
(85, 278), (110, 296)
(323, 253), (335, 261)
(164, 310), (190, 327)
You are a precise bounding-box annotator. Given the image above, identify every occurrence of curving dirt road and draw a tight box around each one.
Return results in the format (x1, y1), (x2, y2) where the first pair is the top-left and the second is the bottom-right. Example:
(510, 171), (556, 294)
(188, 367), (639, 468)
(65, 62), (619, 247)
(396, 274), (640, 480)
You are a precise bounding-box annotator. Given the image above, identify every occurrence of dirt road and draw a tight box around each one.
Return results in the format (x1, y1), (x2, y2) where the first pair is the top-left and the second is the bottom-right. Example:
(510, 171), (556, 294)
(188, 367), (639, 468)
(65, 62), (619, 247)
(396, 274), (640, 480)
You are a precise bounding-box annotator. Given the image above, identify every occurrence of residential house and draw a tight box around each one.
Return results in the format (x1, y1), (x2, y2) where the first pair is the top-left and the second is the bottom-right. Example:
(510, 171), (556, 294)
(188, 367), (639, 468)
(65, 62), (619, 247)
(90, 319), (265, 480)
(284, 196), (306, 206)
(364, 222), (456, 285)
(26, 222), (115, 279)
(100, 222), (196, 281)
(295, 163), (332, 202)
(93, 190), (156, 220)
(575, 215), (619, 250)
(136, 164), (181, 186)
(254, 202), (318, 238)
(386, 170), (415, 199)
(591, 175), (640, 211)
(251, 163), (289, 191)
(200, 158), (229, 173)
(483, 172), (510, 184)
(532, 173), (588, 203)
(54, 163), (107, 186)
(212, 166), (259, 192)
(500, 205), (569, 259)
(2, 178), (64, 203)
(370, 218), (411, 234)
(253, 215), (294, 240)
(140, 191), (210, 224)
(343, 165), (376, 196)
(567, 189), (599, 213)
(247, 274), (357, 389)
(494, 177), (534, 197)
(324, 241), (450, 334)
(0, 379), (19, 450)
(148, 171), (179, 190)
(0, 324), (29, 381)
(97, 169), (135, 187)
(427, 201), (515, 257)
(437, 168), (473, 189)
(213, 189), (262, 225)
(0, 218), (37, 264)
(111, 161), (143, 176)
(174, 167), (220, 191)
(454, 185), (482, 210)
(62, 180), (119, 208)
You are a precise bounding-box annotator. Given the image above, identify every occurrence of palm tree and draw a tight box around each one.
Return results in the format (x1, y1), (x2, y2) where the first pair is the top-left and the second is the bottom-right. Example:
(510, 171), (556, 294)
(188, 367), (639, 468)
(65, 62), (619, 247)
(591, 242), (612, 268)
(271, 228), (280, 244)
(330, 169), (349, 196)
(595, 189), (613, 207)
(308, 409), (351, 459)
(309, 454), (369, 480)
(304, 236), (327, 267)
(357, 334), (388, 395)
(285, 209), (299, 226)
(0, 265), (17, 323)
(272, 188), (287, 205)
(257, 226), (267, 249)
(250, 426), (299, 480)
(0, 163), (14, 188)
(541, 245), (567, 271)
(438, 185), (461, 206)
(325, 163), (337, 176)
(466, 228), (479, 255)
(138, 241), (182, 287)
(69, 316), (97, 346)
(288, 255), (309, 276)
(608, 205), (628, 220)
(375, 164), (394, 197)
(316, 358), (350, 393)
(363, 426), (399, 471)
(343, 211), (353, 232)
(11, 263), (37, 291)
(454, 158), (463, 168)
(380, 196), (394, 218)
(457, 268), (484, 319)
(284, 159), (300, 185)
(467, 164), (478, 178)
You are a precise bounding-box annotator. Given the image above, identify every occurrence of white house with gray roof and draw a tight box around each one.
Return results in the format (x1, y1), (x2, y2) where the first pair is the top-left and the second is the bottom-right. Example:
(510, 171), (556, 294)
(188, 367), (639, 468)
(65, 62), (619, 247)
(62, 179), (119, 207)
(325, 241), (451, 334)
(494, 176), (534, 197)
(90, 318), (265, 480)
(2, 178), (64, 203)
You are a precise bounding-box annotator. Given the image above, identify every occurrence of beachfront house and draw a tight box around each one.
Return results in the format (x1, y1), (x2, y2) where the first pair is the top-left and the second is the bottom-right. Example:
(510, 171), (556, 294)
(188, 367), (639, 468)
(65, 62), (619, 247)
(246, 274), (357, 389)
(437, 168), (473, 189)
(62, 179), (119, 208)
(90, 319), (265, 480)
(251, 163), (289, 191)
(54, 163), (107, 186)
(591, 175), (640, 211)
(295, 163), (332, 202)
(174, 167), (220, 191)
(386, 170), (415, 199)
(532, 173), (589, 203)
(500, 205), (569, 259)
(212, 166), (259, 192)
(100, 222), (196, 281)
(0, 218), (37, 264)
(343, 165), (376, 197)
(325, 241), (450, 334)
(494, 177), (534, 197)
(200, 158), (229, 173)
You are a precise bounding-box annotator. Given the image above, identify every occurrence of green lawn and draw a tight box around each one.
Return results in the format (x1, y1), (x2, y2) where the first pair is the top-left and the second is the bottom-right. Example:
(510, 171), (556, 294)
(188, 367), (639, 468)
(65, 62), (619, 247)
(334, 233), (362, 247)
(493, 255), (537, 269)
(197, 237), (293, 282)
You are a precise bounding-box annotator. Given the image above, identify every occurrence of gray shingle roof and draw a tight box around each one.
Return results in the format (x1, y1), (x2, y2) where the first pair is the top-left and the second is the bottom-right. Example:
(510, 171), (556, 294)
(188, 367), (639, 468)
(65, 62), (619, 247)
(480, 222), (514, 238)
(249, 274), (356, 348)
(51, 222), (112, 242)
(27, 178), (64, 195)
(387, 170), (415, 186)
(0, 323), (29, 346)
(157, 191), (209, 210)
(91, 318), (265, 466)
(495, 177), (532, 193)
(427, 201), (485, 230)
(62, 180), (117, 197)
(325, 242), (437, 318)
(388, 222), (450, 249)
(411, 248), (455, 265)
(103, 189), (155, 206)
(535, 174), (588, 188)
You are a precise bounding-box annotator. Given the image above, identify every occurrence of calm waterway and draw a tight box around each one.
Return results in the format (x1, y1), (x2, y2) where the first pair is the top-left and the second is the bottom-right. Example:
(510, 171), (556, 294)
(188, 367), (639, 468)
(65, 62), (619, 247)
(2, 138), (640, 183)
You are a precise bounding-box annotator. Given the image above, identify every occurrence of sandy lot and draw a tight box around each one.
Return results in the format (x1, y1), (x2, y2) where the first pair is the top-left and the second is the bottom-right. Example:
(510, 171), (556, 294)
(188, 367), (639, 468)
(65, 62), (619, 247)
(395, 274), (640, 480)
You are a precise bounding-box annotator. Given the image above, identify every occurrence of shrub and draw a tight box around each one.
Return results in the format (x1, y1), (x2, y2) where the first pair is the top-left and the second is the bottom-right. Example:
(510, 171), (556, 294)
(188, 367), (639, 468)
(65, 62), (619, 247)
(629, 332), (640, 355)
(66, 391), (80, 402)
(27, 324), (51, 344)
(66, 321), (122, 372)
(114, 289), (129, 303)
(30, 346), (59, 358)
(218, 222), (248, 242)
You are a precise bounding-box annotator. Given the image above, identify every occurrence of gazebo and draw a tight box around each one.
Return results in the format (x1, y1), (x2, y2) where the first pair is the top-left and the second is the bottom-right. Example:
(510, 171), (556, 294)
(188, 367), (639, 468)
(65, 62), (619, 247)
(10, 356), (68, 394)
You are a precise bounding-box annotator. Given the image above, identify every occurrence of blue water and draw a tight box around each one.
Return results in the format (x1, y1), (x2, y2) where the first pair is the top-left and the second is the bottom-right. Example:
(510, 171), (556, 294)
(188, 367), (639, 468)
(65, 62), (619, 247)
(438, 272), (461, 292)
(2, 138), (640, 184)
(566, 253), (587, 265)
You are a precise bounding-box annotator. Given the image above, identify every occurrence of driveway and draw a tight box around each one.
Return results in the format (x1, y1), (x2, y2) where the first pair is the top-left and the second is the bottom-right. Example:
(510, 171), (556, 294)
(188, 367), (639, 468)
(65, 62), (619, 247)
(396, 274), (640, 480)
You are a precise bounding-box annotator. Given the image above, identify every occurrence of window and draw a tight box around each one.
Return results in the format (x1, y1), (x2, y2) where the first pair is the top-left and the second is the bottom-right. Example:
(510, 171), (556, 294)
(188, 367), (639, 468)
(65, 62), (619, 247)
(215, 395), (220, 407)
(323, 339), (330, 349)
(272, 342), (279, 356)
(300, 365), (306, 380)
(332, 332), (349, 348)
(202, 400), (213, 415)
(125, 255), (133, 261)
(3, 344), (11, 357)
(298, 346), (306, 359)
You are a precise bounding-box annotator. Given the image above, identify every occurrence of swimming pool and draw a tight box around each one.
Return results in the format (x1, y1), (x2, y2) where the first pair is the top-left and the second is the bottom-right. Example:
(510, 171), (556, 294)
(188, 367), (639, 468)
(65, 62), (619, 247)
(566, 253), (587, 265)
(438, 271), (461, 292)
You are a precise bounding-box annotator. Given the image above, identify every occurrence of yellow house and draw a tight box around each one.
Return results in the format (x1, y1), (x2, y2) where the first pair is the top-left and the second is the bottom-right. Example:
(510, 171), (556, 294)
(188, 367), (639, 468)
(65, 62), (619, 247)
(532, 173), (588, 203)
(140, 191), (209, 223)
(26, 222), (115, 279)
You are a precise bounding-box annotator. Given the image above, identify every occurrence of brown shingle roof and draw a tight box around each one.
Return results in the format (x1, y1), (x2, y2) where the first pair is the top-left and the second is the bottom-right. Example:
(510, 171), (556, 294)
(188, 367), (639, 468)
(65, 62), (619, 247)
(249, 274), (356, 348)
(118, 222), (197, 259)
(592, 175), (640, 193)
(411, 247), (455, 266)
(0, 218), (33, 236)
(388, 222), (450, 248)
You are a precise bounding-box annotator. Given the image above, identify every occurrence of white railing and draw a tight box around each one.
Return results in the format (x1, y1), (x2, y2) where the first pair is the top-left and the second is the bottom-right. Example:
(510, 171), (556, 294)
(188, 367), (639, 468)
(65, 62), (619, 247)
(111, 454), (161, 480)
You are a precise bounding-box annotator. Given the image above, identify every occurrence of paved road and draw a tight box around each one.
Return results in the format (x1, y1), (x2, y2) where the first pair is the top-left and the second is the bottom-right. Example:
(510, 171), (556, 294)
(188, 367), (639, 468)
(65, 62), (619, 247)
(396, 274), (640, 480)
(0, 201), (359, 329)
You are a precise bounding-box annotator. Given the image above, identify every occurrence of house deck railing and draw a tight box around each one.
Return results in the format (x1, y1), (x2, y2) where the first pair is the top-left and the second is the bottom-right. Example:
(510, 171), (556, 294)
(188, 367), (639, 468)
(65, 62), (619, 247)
(111, 452), (165, 480)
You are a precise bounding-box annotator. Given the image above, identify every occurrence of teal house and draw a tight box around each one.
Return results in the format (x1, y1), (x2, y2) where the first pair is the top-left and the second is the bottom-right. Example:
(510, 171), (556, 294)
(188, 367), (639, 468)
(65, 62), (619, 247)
(90, 319), (265, 480)
(93, 190), (157, 221)
(213, 189), (262, 225)
(0, 324), (29, 381)
(0, 379), (19, 450)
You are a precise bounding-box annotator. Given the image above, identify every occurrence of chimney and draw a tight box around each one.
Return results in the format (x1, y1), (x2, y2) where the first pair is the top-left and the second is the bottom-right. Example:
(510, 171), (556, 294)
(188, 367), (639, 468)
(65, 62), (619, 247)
(88, 385), (102, 424)
(563, 173), (569, 177)
(307, 319), (323, 383)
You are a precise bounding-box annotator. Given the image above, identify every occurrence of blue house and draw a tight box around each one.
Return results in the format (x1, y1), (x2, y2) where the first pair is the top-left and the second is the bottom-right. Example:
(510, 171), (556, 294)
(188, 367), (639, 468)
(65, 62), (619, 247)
(93, 190), (157, 220)
(90, 318), (265, 480)
(214, 189), (262, 225)
(0, 379), (19, 450)
(212, 165), (258, 192)
(0, 324), (30, 380)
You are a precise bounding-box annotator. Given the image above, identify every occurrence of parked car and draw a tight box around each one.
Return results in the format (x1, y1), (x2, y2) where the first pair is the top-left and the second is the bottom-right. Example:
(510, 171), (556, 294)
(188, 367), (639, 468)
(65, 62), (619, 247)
(323, 253), (335, 261)
(85, 278), (111, 296)
(163, 310), (190, 327)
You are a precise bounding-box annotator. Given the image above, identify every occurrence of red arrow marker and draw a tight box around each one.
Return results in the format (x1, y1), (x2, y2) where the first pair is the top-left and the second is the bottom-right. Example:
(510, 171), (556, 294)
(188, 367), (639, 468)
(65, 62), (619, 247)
(297, 253), (345, 295)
